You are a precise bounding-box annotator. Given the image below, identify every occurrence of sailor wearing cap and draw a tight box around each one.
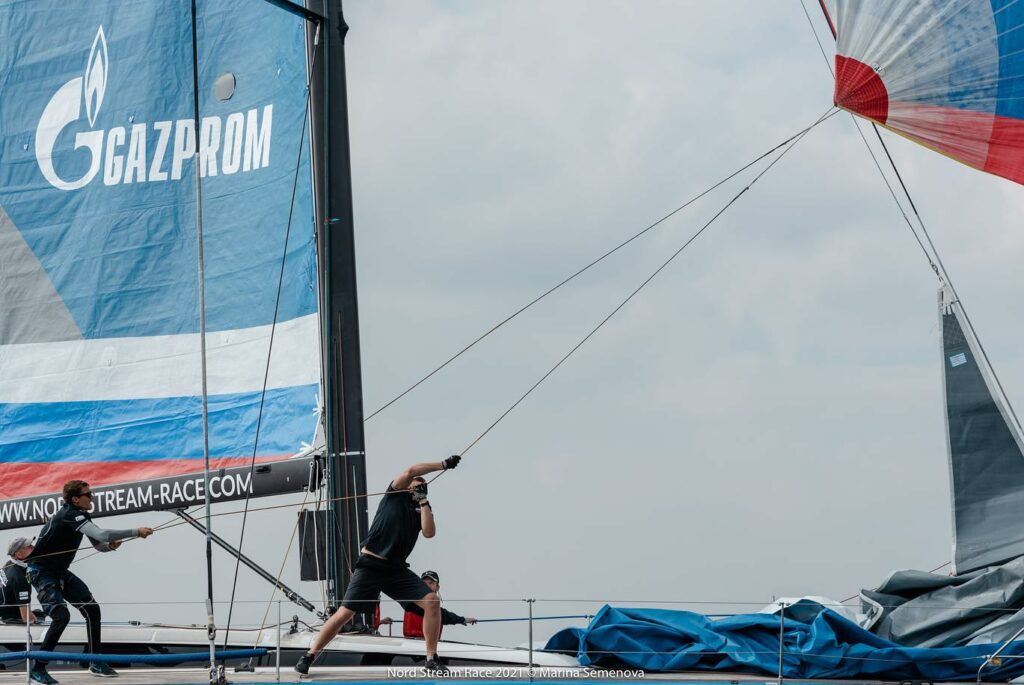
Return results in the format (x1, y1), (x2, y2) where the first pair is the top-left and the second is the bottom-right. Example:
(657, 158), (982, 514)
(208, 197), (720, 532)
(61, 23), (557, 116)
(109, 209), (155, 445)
(384, 570), (477, 640)
(1, 537), (36, 624)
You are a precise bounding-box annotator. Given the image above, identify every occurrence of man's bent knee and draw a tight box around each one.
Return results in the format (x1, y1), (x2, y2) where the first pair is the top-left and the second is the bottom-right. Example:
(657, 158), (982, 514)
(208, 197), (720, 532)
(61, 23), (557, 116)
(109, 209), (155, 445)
(49, 605), (70, 628)
(415, 592), (440, 612)
(327, 607), (355, 627)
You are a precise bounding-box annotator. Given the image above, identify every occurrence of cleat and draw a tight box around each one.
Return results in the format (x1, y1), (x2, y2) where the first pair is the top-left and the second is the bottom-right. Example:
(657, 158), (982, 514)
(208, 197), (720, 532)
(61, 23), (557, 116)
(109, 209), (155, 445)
(294, 652), (316, 675)
(88, 663), (118, 678)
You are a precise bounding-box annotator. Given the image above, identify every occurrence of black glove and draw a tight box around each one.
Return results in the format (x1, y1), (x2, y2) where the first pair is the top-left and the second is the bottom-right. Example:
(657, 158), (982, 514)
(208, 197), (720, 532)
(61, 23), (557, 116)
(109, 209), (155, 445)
(411, 484), (429, 503)
(442, 454), (461, 470)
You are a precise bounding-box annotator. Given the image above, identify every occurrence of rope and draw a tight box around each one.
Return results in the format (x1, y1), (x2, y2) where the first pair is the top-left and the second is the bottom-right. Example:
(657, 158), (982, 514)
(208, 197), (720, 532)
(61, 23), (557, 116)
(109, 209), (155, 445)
(223, 21), (322, 651)
(364, 114), (846, 422)
(441, 107), (837, 466)
(869, 126), (1024, 438)
(796, 0), (943, 280)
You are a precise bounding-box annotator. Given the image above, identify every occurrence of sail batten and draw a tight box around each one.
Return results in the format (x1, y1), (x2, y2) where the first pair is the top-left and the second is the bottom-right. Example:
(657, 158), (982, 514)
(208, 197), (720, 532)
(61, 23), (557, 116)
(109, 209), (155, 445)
(0, 1), (321, 521)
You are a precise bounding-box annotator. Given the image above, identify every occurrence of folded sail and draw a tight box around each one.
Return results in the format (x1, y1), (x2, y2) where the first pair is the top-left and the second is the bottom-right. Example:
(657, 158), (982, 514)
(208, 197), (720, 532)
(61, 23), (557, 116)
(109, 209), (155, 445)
(0, 1), (320, 525)
(940, 288), (1024, 573)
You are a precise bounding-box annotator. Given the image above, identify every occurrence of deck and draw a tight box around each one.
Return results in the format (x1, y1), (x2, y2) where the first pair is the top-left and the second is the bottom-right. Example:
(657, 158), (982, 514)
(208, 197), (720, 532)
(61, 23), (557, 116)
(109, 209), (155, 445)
(0, 665), (1000, 685)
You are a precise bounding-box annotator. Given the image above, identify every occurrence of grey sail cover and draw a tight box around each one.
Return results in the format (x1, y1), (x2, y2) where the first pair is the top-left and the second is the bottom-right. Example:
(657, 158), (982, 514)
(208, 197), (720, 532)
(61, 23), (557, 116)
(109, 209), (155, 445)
(941, 288), (1024, 574)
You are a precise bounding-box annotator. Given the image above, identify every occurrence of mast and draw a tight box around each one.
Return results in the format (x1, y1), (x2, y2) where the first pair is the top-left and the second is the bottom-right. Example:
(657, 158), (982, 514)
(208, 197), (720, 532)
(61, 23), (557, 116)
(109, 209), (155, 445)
(309, 0), (369, 614)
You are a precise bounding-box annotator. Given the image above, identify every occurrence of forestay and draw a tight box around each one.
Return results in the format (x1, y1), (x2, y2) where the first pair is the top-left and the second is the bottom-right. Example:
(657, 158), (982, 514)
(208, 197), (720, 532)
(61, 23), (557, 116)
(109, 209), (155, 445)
(0, 0), (320, 525)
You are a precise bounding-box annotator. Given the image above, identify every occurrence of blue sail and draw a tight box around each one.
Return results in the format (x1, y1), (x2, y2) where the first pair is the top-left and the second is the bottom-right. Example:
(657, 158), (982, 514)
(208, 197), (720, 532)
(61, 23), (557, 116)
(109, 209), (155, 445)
(0, 1), (319, 510)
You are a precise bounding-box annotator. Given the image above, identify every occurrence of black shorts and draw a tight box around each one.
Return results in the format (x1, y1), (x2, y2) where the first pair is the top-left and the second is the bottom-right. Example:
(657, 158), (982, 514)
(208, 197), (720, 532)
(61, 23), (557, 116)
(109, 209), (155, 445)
(341, 555), (431, 612)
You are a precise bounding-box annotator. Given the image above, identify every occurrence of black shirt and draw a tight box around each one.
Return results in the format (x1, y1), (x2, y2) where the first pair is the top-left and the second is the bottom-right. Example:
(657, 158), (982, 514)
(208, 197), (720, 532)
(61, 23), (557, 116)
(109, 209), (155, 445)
(362, 482), (423, 564)
(0, 562), (30, 622)
(28, 504), (91, 573)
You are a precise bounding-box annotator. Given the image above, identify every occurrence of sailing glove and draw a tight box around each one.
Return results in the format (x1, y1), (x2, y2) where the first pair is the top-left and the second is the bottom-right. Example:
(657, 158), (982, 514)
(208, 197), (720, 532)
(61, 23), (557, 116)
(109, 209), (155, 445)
(442, 455), (461, 470)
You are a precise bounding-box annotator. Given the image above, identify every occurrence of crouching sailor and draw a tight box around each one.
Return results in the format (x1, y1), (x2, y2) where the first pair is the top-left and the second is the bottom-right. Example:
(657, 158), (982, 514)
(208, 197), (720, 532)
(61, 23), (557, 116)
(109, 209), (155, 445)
(1, 537), (37, 624)
(26, 480), (154, 684)
(398, 570), (477, 639)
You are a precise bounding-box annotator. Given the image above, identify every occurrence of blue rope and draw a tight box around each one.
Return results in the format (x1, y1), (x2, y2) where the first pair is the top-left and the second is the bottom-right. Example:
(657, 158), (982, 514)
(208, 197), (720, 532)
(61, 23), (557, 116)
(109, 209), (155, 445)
(0, 649), (267, 664)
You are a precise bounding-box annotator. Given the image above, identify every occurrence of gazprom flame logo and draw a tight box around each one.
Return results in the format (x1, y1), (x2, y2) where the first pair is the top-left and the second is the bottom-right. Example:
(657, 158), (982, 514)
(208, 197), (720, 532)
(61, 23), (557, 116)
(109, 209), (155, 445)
(35, 26), (108, 191)
(84, 27), (108, 128)
(35, 25), (274, 192)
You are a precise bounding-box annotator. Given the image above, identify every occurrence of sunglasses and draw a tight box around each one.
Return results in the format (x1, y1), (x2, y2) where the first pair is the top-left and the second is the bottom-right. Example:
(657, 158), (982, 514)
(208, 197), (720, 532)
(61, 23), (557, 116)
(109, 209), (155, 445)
(78, 491), (93, 499)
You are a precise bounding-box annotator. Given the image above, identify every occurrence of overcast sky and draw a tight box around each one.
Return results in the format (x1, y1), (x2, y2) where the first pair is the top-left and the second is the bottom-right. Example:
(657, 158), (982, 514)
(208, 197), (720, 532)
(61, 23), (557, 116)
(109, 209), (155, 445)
(23, 0), (1024, 649)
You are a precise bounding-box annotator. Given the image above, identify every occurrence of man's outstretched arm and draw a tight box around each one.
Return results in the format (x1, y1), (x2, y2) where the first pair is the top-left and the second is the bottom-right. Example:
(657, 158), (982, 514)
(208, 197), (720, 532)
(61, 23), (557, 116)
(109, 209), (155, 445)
(402, 602), (470, 626)
(80, 521), (154, 552)
(391, 456), (461, 490)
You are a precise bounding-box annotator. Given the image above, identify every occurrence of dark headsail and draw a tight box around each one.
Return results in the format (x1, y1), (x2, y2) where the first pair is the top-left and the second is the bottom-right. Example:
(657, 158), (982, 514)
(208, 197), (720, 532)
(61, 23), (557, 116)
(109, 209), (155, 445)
(941, 287), (1024, 573)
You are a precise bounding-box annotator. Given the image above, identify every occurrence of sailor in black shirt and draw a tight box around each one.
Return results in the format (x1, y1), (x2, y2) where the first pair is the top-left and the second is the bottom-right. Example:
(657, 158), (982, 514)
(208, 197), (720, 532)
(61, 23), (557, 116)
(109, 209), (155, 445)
(26, 480), (154, 685)
(295, 455), (461, 675)
(1, 537), (35, 624)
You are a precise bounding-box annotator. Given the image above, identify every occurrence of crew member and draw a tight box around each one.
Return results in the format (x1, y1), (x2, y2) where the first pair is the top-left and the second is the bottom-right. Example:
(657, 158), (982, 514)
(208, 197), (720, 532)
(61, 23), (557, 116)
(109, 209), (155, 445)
(400, 571), (477, 638)
(27, 481), (154, 684)
(295, 456), (461, 675)
(1, 537), (36, 624)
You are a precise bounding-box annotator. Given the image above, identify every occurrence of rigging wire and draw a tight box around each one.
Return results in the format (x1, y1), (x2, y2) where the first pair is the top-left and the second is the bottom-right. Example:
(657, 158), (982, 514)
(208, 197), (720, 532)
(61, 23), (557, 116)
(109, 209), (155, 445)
(869, 127), (1024, 438)
(434, 107), (838, 469)
(364, 114), (845, 423)
(186, 3), (217, 679)
(222, 20), (321, 651)
(240, 481), (316, 668)
(797, 0), (941, 280)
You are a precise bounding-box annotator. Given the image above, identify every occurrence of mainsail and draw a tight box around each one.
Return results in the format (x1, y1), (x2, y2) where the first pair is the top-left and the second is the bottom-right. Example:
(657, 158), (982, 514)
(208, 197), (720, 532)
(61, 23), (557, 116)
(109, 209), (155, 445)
(940, 288), (1024, 573)
(0, 1), (321, 527)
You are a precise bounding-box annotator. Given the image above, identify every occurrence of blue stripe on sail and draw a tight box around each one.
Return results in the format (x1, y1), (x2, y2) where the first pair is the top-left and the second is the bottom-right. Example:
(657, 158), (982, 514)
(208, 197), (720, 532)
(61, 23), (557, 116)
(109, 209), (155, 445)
(991, 0), (1024, 120)
(0, 384), (318, 463)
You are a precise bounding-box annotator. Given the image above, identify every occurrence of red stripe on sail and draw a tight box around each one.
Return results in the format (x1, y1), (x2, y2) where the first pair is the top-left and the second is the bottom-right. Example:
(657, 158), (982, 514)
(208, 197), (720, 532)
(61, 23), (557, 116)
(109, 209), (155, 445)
(834, 55), (889, 124)
(884, 102), (1024, 185)
(0, 456), (285, 500)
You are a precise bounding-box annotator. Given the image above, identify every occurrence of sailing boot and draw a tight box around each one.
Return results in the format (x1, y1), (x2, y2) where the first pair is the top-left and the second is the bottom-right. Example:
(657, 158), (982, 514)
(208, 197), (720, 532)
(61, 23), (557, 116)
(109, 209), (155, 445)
(294, 652), (317, 675)
(29, 662), (59, 685)
(423, 655), (449, 674)
(88, 663), (119, 678)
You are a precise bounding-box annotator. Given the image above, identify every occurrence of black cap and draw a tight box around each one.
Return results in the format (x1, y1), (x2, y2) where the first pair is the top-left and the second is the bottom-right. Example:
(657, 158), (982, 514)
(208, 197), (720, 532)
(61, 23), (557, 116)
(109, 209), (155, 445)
(421, 570), (440, 583)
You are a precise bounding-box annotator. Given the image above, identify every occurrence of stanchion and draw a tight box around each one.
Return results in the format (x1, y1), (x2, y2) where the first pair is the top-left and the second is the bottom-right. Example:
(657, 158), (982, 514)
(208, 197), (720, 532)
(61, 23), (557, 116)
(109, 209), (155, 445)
(24, 600), (32, 685)
(276, 600), (281, 683)
(527, 598), (535, 682)
(777, 601), (786, 685)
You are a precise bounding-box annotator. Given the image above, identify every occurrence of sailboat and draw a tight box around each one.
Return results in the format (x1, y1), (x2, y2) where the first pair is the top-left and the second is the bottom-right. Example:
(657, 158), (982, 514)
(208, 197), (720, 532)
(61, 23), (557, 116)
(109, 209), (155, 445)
(2, 0), (1024, 682)
(0, 0), (571, 677)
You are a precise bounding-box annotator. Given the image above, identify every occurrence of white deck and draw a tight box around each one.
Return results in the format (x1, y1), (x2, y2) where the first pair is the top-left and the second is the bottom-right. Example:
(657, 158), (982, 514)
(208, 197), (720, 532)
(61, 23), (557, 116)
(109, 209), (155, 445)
(0, 665), (1008, 685)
